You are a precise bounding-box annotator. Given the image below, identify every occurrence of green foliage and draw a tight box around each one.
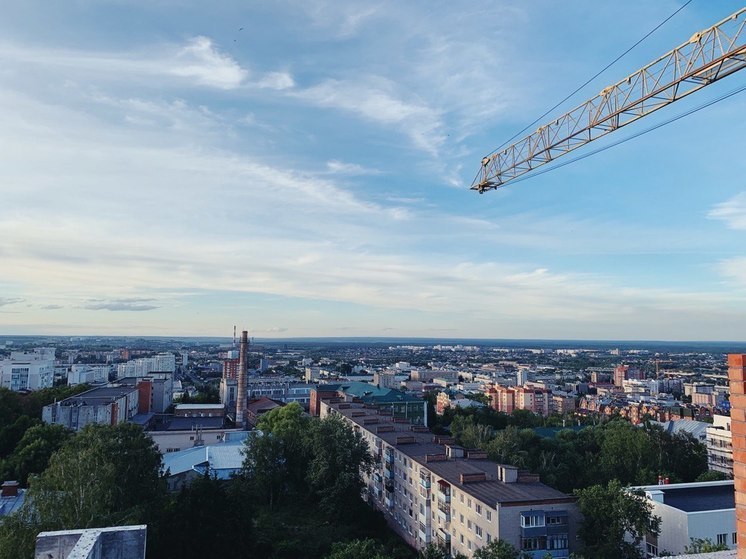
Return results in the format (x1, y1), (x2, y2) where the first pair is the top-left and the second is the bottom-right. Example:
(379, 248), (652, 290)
(324, 539), (390, 559)
(418, 544), (449, 559)
(684, 537), (729, 553)
(306, 413), (373, 516)
(148, 474), (254, 559)
(0, 423), (163, 559)
(0, 423), (72, 485)
(695, 470), (728, 482)
(472, 539), (530, 559)
(575, 480), (660, 559)
(177, 384), (220, 404)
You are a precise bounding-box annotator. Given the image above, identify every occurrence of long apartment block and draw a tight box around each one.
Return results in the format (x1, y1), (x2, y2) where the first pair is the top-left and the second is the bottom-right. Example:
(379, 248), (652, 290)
(320, 400), (580, 559)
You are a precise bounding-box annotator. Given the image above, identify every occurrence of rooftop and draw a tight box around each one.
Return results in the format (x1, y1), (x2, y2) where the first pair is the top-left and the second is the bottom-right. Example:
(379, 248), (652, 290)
(632, 480), (735, 513)
(175, 403), (225, 410)
(162, 439), (246, 479)
(53, 385), (137, 406)
(329, 402), (574, 507)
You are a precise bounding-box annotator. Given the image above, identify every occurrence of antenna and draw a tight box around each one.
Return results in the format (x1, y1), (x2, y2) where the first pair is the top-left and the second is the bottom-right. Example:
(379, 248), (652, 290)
(233, 325), (236, 347)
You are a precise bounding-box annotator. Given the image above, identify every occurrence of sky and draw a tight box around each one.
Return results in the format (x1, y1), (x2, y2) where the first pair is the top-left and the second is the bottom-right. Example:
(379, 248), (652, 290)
(0, 0), (745, 340)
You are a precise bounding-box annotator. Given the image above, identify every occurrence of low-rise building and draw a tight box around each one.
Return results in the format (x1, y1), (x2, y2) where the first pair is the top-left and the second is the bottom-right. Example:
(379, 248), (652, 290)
(35, 525), (147, 559)
(311, 382), (427, 425)
(162, 438), (247, 491)
(322, 400), (580, 558)
(629, 480), (736, 557)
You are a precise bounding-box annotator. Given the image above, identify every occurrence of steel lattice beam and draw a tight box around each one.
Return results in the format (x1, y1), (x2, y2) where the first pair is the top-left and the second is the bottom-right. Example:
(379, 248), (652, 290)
(472, 8), (746, 193)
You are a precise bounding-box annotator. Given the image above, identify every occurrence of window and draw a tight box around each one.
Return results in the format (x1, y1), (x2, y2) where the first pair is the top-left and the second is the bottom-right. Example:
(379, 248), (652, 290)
(467, 520), (472, 530)
(734, 533), (738, 545)
(486, 534), (492, 543)
(546, 515), (567, 526)
(467, 498), (472, 508)
(475, 526), (483, 538)
(486, 510), (492, 521)
(460, 493), (464, 503)
(476, 503), (482, 515)
(460, 534), (464, 544)
(460, 514), (464, 524)
(646, 543), (658, 557)
(468, 540), (472, 550)
(521, 514), (545, 528)
(717, 533), (727, 546)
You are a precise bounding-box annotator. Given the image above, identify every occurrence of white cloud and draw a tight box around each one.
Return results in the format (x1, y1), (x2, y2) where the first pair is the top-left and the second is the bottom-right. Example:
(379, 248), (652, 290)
(168, 36), (248, 89)
(708, 192), (746, 230)
(0, 297), (24, 307)
(293, 78), (444, 155)
(0, 37), (292, 91)
(326, 160), (381, 176)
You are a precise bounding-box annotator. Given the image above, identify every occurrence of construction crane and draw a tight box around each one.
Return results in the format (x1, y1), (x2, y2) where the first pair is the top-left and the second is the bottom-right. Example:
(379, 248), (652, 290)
(471, 7), (746, 194)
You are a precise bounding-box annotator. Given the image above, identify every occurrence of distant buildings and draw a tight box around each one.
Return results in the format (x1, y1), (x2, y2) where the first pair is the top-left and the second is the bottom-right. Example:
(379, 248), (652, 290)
(116, 352), (176, 378)
(628, 480), (736, 557)
(67, 364), (110, 385)
(323, 399), (580, 558)
(487, 385), (552, 417)
(311, 382), (427, 425)
(0, 348), (55, 391)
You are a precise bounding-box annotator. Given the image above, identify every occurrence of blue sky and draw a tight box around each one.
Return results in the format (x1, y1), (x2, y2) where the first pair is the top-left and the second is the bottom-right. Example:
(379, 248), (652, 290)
(1, 0), (745, 340)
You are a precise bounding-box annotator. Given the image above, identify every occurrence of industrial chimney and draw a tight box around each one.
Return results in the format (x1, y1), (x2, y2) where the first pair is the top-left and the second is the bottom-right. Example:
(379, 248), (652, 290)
(235, 330), (249, 428)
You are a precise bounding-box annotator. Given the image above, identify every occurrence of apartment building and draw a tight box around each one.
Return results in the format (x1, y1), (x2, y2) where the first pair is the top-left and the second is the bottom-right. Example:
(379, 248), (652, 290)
(321, 400), (579, 558)
(707, 414), (733, 478)
(488, 385), (552, 417)
(42, 385), (139, 431)
(0, 348), (55, 391)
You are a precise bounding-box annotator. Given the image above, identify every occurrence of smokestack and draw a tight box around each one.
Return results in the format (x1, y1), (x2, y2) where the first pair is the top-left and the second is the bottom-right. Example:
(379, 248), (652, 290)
(235, 330), (248, 428)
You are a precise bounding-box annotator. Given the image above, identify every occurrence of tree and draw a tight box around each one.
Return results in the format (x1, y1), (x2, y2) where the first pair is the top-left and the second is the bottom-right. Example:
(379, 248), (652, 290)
(1, 423), (72, 485)
(419, 544), (449, 559)
(0, 423), (164, 559)
(684, 537), (728, 553)
(695, 470), (728, 482)
(306, 413), (373, 516)
(324, 539), (390, 559)
(243, 403), (311, 507)
(472, 539), (530, 559)
(576, 480), (660, 559)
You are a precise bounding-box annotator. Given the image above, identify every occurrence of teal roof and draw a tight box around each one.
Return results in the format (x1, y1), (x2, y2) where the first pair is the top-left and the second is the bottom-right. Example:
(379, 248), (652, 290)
(327, 381), (422, 403)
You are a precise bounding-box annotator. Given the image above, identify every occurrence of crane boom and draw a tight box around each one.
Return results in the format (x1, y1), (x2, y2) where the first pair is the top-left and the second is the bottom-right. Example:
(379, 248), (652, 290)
(472, 7), (746, 193)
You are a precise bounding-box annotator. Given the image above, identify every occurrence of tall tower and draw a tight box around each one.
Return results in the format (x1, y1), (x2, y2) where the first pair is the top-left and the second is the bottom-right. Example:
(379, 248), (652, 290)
(235, 330), (249, 429)
(727, 353), (746, 559)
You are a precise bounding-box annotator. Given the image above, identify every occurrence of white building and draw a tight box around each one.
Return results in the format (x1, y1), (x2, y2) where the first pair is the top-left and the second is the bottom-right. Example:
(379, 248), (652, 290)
(707, 415), (733, 478)
(116, 353), (176, 378)
(0, 348), (55, 391)
(67, 364), (110, 385)
(629, 480), (736, 557)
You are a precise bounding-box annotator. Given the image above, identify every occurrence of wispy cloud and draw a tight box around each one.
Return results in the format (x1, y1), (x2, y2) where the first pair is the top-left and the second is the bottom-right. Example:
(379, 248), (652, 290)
(0, 297), (24, 307)
(326, 160), (380, 176)
(708, 192), (746, 230)
(293, 78), (444, 155)
(83, 298), (160, 312)
(41, 304), (63, 310)
(0, 36), (290, 91)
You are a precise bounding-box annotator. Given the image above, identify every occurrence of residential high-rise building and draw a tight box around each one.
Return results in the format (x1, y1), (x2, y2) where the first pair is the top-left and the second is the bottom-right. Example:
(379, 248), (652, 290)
(322, 400), (580, 557)
(0, 348), (55, 391)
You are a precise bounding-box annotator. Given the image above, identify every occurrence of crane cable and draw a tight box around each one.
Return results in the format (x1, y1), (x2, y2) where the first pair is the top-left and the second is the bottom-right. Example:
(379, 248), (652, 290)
(502, 81), (746, 188)
(470, 0), (694, 187)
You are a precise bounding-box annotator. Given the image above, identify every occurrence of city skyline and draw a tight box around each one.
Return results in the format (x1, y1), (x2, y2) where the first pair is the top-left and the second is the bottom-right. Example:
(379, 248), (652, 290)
(1, 0), (745, 340)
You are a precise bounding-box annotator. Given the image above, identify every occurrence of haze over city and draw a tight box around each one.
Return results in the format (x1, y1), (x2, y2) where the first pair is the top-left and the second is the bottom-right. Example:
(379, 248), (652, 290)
(1, 0), (745, 340)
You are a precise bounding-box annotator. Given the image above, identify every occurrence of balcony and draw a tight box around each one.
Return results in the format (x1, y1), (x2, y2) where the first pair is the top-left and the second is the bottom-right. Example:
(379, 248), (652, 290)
(418, 523), (430, 543)
(437, 491), (451, 504)
(420, 472), (431, 489)
(437, 507), (451, 523)
(385, 450), (394, 464)
(373, 472), (382, 484)
(384, 469), (394, 480)
(384, 480), (394, 493)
